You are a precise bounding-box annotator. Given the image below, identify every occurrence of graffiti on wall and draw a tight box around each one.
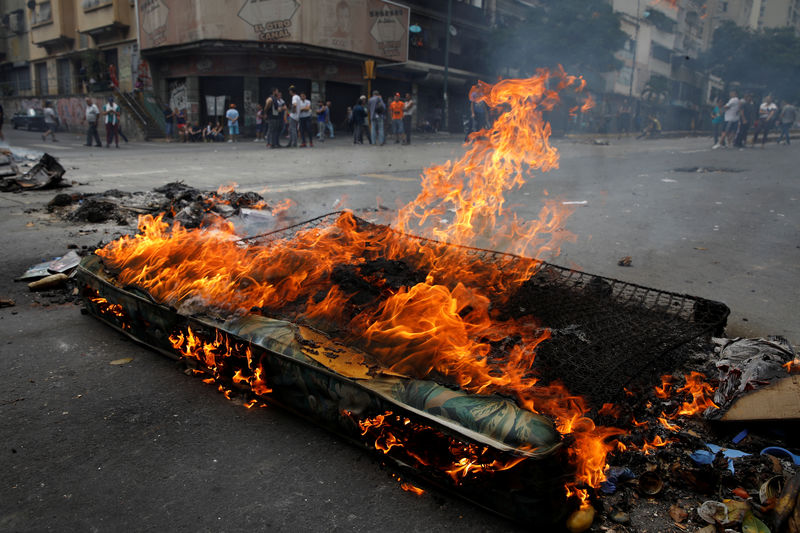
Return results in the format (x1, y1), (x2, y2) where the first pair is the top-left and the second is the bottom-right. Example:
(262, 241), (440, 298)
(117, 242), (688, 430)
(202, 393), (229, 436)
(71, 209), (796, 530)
(169, 80), (187, 111)
(243, 89), (258, 127)
(141, 0), (169, 46)
(9, 97), (86, 131)
(2, 95), (134, 133)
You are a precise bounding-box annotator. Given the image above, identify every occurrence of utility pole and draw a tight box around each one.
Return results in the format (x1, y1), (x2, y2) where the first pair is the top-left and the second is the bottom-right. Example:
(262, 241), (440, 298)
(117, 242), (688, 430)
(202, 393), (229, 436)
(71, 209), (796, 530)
(443, 0), (452, 132)
(629, 0), (641, 99)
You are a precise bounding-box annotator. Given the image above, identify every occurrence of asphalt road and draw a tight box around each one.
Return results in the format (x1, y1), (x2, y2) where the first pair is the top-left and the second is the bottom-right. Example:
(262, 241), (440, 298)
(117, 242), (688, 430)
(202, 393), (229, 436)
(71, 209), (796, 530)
(1, 127), (798, 532)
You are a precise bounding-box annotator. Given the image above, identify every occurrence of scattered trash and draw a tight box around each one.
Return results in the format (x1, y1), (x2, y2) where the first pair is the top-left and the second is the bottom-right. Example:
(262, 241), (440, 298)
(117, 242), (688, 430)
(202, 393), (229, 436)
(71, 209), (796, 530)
(733, 429), (749, 444)
(707, 336), (798, 421)
(637, 471), (664, 496)
(774, 471), (800, 532)
(669, 503), (688, 523)
(17, 260), (56, 281)
(17, 251), (84, 281)
(28, 273), (69, 291)
(742, 510), (771, 533)
(617, 256), (632, 267)
(759, 475), (784, 504)
(0, 153), (67, 192)
(0, 298), (15, 308)
(562, 200), (588, 205)
(592, 138), (610, 146)
(761, 447), (800, 466)
(566, 505), (595, 533)
(109, 358), (134, 366)
(48, 181), (279, 231)
(698, 500), (729, 524)
(600, 466), (635, 494)
(48, 251), (81, 273)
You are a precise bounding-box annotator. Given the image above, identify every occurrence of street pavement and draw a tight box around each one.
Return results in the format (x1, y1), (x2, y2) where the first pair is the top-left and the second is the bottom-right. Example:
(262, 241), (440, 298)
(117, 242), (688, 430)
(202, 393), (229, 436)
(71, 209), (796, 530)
(1, 127), (798, 531)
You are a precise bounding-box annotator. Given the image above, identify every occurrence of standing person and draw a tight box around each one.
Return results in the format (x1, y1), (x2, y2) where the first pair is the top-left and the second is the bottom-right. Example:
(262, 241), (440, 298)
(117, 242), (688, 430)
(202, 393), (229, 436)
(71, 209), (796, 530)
(714, 90), (741, 149)
(265, 88), (286, 148)
(298, 91), (313, 147)
(254, 104), (265, 142)
(163, 105), (174, 142)
(402, 92), (415, 145)
(325, 100), (335, 138)
(83, 98), (102, 147)
(389, 93), (405, 143)
(42, 101), (58, 142)
(734, 93), (755, 148)
(225, 103), (239, 142)
(176, 108), (187, 142)
(752, 95), (778, 147)
(0, 102), (4, 142)
(352, 96), (368, 144)
(710, 98), (723, 146)
(368, 90), (386, 145)
(777, 100), (796, 145)
(287, 85), (300, 147)
(103, 96), (120, 148)
(316, 101), (328, 142)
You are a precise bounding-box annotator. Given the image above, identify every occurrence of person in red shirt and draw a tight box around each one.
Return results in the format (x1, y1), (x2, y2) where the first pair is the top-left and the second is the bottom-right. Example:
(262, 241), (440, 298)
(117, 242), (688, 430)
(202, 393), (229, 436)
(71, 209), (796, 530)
(389, 93), (405, 144)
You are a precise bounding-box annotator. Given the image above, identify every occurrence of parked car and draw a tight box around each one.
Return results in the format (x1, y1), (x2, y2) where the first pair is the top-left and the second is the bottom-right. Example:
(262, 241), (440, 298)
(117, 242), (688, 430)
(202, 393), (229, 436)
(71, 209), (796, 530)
(11, 109), (47, 131)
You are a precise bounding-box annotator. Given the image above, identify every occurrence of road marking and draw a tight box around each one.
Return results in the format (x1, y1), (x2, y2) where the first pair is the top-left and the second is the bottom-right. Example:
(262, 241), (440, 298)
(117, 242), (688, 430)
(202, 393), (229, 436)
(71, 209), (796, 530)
(260, 179), (366, 193)
(102, 169), (171, 177)
(361, 172), (418, 182)
(679, 149), (709, 154)
(30, 143), (70, 150)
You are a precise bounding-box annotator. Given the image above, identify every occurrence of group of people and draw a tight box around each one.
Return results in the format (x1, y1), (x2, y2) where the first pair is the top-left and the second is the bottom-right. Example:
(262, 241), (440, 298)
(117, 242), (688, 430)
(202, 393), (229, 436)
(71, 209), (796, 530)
(83, 96), (126, 148)
(347, 90), (416, 146)
(258, 86), (416, 148)
(712, 90), (796, 149)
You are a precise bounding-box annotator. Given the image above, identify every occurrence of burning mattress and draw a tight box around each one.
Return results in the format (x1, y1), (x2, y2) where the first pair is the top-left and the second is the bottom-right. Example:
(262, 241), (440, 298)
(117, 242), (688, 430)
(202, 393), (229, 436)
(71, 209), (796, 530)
(78, 211), (728, 525)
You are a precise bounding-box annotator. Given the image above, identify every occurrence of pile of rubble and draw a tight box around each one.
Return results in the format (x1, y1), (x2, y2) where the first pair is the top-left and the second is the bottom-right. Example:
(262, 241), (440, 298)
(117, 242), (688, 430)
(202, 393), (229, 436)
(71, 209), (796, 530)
(47, 181), (275, 229)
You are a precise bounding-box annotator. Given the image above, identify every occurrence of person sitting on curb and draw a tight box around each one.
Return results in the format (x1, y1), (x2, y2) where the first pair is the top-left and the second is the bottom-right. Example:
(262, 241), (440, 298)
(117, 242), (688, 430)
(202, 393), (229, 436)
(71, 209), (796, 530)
(187, 121), (202, 142)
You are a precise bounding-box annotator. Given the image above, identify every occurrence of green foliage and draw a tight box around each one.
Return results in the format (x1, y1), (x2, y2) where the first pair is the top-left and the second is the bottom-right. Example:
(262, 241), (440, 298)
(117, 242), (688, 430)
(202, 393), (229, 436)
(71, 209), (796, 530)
(706, 20), (800, 101)
(489, 0), (626, 88)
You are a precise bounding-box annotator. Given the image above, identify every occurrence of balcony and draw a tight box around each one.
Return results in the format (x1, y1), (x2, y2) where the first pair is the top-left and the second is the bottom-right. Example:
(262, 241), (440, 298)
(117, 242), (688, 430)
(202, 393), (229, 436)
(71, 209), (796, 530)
(30, 0), (76, 52)
(78, 0), (131, 41)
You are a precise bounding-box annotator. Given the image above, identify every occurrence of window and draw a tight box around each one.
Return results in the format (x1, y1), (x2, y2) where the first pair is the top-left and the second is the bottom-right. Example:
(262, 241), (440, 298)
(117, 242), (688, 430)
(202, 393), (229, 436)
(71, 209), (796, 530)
(57, 58), (72, 94)
(36, 62), (48, 95)
(32, 1), (52, 25)
(1, 66), (33, 94)
(651, 43), (671, 63)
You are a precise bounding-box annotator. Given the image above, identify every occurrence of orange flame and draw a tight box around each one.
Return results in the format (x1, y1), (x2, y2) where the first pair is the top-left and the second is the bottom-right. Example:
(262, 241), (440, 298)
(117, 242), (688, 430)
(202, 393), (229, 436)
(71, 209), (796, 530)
(96, 69), (622, 492)
(654, 374), (675, 399)
(657, 413), (681, 432)
(675, 371), (718, 416)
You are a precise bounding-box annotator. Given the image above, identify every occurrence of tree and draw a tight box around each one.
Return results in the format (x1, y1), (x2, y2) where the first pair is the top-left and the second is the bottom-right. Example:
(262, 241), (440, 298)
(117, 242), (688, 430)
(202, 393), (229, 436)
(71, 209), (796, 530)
(705, 21), (800, 101)
(489, 0), (627, 89)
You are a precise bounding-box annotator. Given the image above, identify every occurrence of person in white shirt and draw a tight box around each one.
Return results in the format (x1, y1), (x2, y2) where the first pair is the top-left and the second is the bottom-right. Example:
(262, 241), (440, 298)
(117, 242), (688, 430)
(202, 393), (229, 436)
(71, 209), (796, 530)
(751, 95), (778, 147)
(287, 85), (300, 147)
(402, 92), (415, 145)
(103, 96), (120, 148)
(42, 102), (58, 142)
(83, 97), (102, 147)
(298, 91), (313, 147)
(714, 90), (740, 149)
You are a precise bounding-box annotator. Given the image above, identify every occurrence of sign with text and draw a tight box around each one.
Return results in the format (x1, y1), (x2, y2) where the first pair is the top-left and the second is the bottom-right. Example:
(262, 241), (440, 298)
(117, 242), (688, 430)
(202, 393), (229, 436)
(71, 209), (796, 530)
(139, 0), (410, 62)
